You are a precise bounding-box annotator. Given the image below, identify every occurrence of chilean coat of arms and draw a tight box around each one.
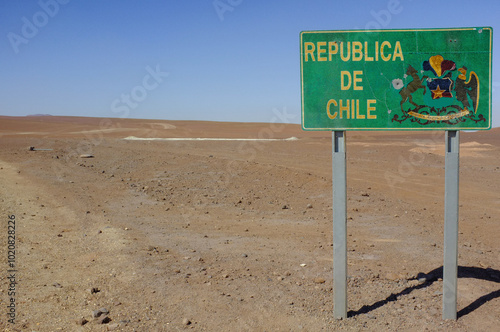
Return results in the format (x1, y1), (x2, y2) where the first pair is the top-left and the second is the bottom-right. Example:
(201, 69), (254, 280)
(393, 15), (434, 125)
(391, 55), (485, 125)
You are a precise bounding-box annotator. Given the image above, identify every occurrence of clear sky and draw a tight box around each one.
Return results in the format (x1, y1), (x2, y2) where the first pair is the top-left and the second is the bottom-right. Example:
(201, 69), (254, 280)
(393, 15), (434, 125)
(1, 0), (499, 126)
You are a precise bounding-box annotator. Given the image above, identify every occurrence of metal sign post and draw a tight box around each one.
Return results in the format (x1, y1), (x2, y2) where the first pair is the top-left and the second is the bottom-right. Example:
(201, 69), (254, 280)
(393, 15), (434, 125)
(332, 131), (347, 319)
(443, 130), (460, 319)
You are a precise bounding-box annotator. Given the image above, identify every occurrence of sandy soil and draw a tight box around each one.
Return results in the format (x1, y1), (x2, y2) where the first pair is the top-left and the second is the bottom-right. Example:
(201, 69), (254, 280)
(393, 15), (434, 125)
(0, 116), (499, 331)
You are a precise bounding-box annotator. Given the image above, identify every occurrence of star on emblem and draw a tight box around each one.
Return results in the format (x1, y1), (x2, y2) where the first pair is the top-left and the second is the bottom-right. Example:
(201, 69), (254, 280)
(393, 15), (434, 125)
(431, 85), (445, 99)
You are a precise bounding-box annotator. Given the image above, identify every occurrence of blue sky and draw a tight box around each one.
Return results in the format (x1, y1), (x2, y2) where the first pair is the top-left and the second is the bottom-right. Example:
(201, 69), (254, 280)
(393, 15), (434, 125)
(1, 0), (499, 126)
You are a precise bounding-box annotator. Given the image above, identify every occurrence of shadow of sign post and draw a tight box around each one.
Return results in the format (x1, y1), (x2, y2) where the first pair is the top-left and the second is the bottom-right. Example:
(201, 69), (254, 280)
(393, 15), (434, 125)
(347, 266), (500, 318)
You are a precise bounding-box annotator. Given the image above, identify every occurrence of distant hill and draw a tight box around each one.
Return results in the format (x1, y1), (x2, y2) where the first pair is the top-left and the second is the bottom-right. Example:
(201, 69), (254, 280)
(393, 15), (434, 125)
(26, 114), (53, 117)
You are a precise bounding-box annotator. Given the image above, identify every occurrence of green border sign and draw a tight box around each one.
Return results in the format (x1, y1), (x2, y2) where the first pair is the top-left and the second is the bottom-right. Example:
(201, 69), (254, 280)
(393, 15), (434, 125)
(300, 27), (492, 130)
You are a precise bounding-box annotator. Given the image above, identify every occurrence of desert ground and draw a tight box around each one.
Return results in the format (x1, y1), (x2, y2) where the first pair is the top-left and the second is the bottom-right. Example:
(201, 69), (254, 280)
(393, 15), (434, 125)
(0, 115), (499, 331)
